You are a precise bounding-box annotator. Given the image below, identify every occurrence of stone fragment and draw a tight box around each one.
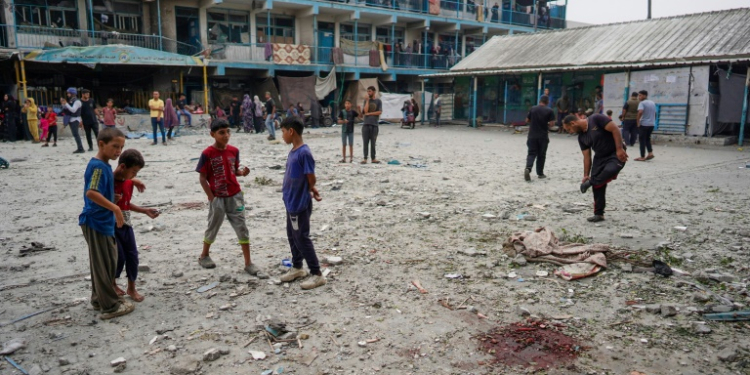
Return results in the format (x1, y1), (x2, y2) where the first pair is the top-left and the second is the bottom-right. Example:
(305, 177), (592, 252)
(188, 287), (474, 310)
(692, 292), (711, 303)
(170, 358), (200, 375)
(203, 348), (221, 362)
(172, 271), (184, 278)
(660, 305), (677, 317)
(692, 322), (712, 334)
(645, 304), (661, 314)
(110, 357), (126, 367)
(138, 264), (150, 272)
(58, 357), (70, 366)
(325, 256), (343, 265)
(114, 363), (127, 373)
(718, 348), (738, 362)
(511, 255), (527, 267)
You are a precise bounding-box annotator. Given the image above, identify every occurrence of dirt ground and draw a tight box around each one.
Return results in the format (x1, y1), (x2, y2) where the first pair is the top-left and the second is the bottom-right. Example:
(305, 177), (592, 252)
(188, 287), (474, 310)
(1, 123), (749, 375)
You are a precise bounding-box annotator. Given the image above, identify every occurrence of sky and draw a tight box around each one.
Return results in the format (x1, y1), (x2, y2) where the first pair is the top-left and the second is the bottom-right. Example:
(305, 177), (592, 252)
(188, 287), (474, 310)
(566, 0), (750, 24)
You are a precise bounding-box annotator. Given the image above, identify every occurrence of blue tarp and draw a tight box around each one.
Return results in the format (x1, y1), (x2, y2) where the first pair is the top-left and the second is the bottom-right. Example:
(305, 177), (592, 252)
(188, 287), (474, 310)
(24, 45), (204, 67)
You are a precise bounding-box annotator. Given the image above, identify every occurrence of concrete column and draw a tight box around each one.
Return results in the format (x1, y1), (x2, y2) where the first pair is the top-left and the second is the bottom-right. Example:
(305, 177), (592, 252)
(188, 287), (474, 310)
(199, 7), (207, 48)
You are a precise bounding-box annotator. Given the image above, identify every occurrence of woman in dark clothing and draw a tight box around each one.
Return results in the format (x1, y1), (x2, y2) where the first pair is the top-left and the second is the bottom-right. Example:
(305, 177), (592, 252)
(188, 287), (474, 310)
(491, 2), (499, 23)
(2, 94), (18, 142)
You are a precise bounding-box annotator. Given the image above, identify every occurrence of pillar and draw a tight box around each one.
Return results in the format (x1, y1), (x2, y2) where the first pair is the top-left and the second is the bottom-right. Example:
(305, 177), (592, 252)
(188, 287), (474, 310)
(471, 76), (478, 127)
(740, 66), (750, 146)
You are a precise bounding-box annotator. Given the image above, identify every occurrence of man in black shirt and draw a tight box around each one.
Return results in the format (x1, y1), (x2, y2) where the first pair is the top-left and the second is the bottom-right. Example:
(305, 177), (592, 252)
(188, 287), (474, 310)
(264, 92), (276, 141)
(563, 113), (628, 222)
(524, 95), (555, 181)
(80, 89), (99, 151)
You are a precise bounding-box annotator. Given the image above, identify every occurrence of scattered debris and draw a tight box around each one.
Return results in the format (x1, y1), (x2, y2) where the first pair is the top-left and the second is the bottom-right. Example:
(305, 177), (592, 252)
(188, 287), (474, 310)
(0, 338), (27, 355)
(18, 242), (57, 257)
(196, 282), (220, 293)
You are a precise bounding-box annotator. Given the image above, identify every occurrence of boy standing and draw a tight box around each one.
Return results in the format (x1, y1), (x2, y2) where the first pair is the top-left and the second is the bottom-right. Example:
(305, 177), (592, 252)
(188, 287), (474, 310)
(359, 86), (381, 164)
(148, 91), (166, 146)
(338, 99), (358, 163)
(196, 119), (266, 277)
(42, 106), (58, 147)
(113, 149), (159, 302)
(80, 127), (135, 319)
(278, 116), (325, 290)
(101, 99), (117, 129)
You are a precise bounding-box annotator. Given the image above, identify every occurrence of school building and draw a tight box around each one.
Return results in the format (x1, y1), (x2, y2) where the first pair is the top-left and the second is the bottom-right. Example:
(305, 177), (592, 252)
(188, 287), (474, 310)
(0, 0), (568, 111)
(425, 8), (750, 145)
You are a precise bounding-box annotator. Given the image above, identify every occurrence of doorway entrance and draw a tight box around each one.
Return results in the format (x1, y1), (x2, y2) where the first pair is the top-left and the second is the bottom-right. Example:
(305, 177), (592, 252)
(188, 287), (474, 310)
(175, 7), (201, 55)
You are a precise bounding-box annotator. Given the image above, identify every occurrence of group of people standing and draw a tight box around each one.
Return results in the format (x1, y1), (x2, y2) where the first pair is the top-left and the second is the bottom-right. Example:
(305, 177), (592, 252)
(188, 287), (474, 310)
(220, 92), (280, 142)
(525, 88), (657, 223)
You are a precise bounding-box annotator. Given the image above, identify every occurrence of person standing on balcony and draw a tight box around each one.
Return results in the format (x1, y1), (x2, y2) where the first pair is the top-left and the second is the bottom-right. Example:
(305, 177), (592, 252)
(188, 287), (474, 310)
(80, 89), (99, 151)
(176, 93), (192, 126)
(491, 2), (499, 23)
(359, 86), (382, 164)
(635, 90), (656, 161)
(61, 88), (85, 153)
(148, 91), (166, 146)
(264, 92), (277, 141)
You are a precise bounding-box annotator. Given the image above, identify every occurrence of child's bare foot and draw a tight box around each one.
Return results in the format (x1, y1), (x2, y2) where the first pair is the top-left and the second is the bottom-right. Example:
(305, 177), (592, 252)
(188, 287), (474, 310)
(127, 289), (145, 302)
(113, 283), (126, 296)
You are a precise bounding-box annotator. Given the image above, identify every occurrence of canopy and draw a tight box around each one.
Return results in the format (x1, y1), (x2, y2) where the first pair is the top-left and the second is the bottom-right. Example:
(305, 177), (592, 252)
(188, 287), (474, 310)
(23, 45), (204, 67)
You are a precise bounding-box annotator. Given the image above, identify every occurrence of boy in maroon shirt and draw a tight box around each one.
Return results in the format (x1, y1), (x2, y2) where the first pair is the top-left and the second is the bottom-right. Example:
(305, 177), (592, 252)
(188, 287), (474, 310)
(196, 119), (267, 278)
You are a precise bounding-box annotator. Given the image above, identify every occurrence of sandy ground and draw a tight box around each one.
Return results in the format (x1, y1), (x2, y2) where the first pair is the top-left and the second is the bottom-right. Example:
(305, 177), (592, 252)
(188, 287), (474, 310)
(1, 123), (749, 375)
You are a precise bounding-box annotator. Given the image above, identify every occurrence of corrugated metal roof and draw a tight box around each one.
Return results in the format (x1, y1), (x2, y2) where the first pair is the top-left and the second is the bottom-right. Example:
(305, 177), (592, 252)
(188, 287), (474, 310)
(425, 8), (750, 78)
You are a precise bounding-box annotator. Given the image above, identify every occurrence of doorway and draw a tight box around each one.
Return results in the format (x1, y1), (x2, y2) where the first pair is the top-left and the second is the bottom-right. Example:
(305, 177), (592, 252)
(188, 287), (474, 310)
(318, 22), (335, 64)
(175, 7), (201, 55)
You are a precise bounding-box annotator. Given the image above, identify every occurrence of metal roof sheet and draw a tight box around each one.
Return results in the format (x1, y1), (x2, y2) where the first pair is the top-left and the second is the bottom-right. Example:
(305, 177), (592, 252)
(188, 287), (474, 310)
(427, 8), (750, 77)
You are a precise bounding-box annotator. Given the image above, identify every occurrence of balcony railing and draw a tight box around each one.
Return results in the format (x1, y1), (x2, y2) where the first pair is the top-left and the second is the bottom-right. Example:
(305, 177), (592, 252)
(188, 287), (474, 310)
(0, 24), (201, 55)
(323, 0), (566, 30)
(209, 42), (463, 70)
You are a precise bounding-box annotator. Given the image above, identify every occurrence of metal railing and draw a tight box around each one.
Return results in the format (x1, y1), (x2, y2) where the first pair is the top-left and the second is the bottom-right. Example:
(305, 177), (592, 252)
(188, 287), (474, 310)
(321, 0), (565, 29)
(208, 42), (462, 70)
(1, 24), (200, 55)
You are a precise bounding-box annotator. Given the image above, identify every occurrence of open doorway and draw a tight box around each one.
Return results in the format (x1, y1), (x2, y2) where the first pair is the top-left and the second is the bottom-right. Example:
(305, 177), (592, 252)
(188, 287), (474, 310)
(175, 7), (201, 55)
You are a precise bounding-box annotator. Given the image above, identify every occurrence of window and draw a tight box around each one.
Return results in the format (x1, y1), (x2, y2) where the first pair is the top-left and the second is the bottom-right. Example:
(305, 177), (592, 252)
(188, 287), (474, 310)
(91, 0), (142, 33)
(340, 23), (371, 42)
(375, 27), (404, 44)
(15, 0), (78, 29)
(256, 15), (294, 44)
(209, 9), (249, 44)
(438, 33), (461, 55)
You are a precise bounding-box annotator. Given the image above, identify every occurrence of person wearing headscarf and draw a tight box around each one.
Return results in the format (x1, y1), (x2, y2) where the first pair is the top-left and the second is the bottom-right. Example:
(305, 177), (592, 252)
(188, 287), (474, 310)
(253, 95), (264, 133)
(164, 98), (179, 140)
(21, 97), (40, 143)
(2, 94), (18, 142)
(241, 94), (254, 133)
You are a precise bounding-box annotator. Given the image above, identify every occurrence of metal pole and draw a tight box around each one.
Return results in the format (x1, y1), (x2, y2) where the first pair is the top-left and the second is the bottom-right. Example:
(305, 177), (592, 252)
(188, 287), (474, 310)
(391, 23), (395, 66)
(472, 76), (478, 127)
(354, 20), (358, 67)
(180, 70), (184, 94)
(623, 70), (630, 103)
(647, 0), (652, 19)
(536, 72), (542, 103)
(421, 79), (425, 125)
(157, 0), (163, 51)
(423, 30), (427, 68)
(739, 66), (750, 146)
(313, 14), (318, 63)
(203, 63), (209, 113)
(88, 0), (94, 36)
(20, 59), (27, 99)
(503, 79), (508, 124)
(685, 66), (692, 136)
(533, 0), (537, 32)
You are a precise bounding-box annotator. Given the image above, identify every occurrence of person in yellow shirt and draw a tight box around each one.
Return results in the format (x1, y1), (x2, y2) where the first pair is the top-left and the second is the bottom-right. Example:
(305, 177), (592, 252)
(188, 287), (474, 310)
(21, 97), (40, 143)
(148, 91), (166, 146)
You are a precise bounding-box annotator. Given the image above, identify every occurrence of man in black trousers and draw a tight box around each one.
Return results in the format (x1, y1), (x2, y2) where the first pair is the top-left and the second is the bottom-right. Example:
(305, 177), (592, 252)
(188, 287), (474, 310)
(524, 95), (555, 181)
(80, 89), (99, 151)
(562, 113), (628, 222)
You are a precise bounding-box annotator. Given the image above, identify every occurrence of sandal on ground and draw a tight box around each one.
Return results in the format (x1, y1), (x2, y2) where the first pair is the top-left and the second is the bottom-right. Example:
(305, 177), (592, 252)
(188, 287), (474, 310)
(360, 160), (367, 164)
(371, 159), (381, 164)
(634, 157), (646, 161)
(199, 256), (216, 269)
(339, 158), (346, 163)
(645, 155), (655, 160)
(99, 300), (134, 320)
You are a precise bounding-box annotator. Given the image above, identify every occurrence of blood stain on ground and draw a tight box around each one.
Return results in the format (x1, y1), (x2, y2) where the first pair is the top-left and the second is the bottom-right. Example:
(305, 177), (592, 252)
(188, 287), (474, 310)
(476, 319), (585, 370)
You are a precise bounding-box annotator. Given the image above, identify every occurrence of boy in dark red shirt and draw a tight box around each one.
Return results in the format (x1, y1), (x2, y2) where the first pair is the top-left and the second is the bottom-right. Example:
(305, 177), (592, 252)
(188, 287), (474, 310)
(113, 149), (159, 302)
(196, 118), (267, 278)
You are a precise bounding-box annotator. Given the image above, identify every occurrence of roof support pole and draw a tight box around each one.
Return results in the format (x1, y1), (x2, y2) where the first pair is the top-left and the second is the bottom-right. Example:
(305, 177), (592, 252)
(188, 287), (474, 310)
(623, 70), (630, 103)
(354, 19), (358, 67)
(203, 63), (209, 114)
(740, 65), (750, 146)
(536, 71), (542, 104)
(472, 75), (478, 128)
(503, 78), (508, 124)
(20, 58), (27, 100)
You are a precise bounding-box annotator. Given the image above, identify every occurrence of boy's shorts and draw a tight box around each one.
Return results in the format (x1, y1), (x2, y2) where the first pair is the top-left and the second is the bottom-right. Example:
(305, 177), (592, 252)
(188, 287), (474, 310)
(341, 131), (354, 146)
(204, 192), (250, 245)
